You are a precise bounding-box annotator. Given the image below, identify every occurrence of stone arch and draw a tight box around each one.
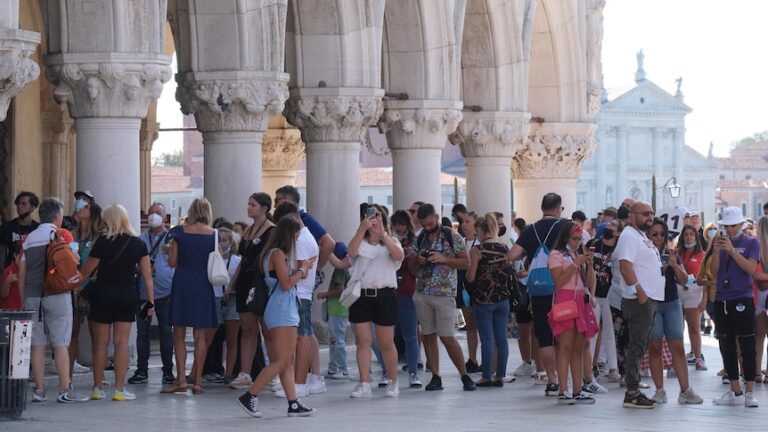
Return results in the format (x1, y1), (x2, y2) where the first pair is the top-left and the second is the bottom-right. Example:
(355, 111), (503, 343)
(527, 0), (587, 122)
(286, 0), (385, 88)
(459, 0), (530, 112)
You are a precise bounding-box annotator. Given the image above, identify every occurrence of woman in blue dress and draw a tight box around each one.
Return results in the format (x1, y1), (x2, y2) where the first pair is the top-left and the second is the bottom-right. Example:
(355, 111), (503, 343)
(236, 217), (316, 418)
(162, 197), (220, 395)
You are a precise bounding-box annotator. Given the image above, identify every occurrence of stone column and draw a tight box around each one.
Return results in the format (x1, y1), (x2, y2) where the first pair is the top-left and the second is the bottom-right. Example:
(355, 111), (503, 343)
(595, 128), (606, 210)
(616, 126), (628, 200)
(284, 88), (384, 243)
(450, 112), (530, 227)
(512, 123), (597, 222)
(0, 6), (40, 122)
(41, 107), (74, 203)
(378, 100), (463, 211)
(262, 116), (304, 196)
(140, 118), (159, 211)
(45, 59), (171, 229)
(176, 73), (289, 222)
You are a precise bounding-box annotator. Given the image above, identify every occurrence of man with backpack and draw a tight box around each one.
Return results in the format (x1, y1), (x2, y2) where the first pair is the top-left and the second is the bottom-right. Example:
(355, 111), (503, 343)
(412, 203), (476, 392)
(18, 197), (89, 403)
(508, 193), (564, 397)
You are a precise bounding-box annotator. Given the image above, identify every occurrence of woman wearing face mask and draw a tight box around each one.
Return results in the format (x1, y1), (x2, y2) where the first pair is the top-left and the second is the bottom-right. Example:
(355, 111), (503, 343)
(69, 198), (103, 379)
(547, 221), (599, 404)
(391, 210), (422, 387)
(676, 225), (707, 371)
(646, 220), (703, 405)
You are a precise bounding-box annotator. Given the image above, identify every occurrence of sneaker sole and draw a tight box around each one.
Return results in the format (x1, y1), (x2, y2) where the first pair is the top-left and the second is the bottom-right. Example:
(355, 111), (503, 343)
(557, 399), (575, 405)
(425, 387), (443, 391)
(410, 384), (422, 388)
(574, 399), (596, 405)
(236, 400), (263, 418)
(288, 409), (316, 417)
(622, 402), (656, 409)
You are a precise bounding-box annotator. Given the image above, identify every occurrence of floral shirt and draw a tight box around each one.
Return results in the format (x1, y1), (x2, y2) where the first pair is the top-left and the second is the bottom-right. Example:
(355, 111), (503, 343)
(415, 228), (466, 297)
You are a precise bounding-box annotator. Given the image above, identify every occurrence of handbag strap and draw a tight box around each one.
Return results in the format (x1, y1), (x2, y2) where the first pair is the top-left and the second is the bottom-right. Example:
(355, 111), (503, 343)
(213, 229), (219, 253)
(107, 236), (132, 268)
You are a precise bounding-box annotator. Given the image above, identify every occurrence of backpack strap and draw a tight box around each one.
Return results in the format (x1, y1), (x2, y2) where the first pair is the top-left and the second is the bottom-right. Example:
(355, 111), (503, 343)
(540, 220), (560, 246)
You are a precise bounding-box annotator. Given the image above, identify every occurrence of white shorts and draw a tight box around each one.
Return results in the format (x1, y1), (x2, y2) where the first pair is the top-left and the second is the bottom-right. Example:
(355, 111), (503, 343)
(678, 284), (703, 309)
(756, 290), (768, 315)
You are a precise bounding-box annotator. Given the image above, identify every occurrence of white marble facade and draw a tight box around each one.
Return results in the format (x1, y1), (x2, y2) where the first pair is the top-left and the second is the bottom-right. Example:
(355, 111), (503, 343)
(578, 55), (718, 222)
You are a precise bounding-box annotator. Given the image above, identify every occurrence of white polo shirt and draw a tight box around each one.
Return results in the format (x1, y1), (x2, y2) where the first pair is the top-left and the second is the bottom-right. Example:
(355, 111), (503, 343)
(612, 226), (665, 301)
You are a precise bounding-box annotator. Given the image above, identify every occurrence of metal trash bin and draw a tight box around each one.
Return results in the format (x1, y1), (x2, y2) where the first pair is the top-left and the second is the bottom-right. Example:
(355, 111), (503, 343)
(0, 310), (34, 419)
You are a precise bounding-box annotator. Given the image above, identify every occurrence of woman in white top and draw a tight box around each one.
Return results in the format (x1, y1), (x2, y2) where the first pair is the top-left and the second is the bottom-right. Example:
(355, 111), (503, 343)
(347, 204), (404, 398)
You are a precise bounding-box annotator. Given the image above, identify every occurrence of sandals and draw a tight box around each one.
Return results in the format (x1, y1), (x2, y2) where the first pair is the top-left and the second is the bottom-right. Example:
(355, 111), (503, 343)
(160, 383), (188, 394)
(192, 384), (205, 395)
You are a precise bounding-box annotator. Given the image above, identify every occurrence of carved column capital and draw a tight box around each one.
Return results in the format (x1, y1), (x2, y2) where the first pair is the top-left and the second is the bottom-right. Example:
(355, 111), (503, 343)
(175, 71), (289, 133)
(450, 112), (531, 158)
(284, 88), (385, 143)
(44, 53), (172, 118)
(0, 29), (41, 121)
(262, 128), (304, 171)
(512, 123), (597, 179)
(377, 100), (463, 151)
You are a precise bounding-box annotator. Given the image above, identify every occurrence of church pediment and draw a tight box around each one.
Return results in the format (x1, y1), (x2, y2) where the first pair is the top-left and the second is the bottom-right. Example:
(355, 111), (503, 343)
(604, 80), (692, 113)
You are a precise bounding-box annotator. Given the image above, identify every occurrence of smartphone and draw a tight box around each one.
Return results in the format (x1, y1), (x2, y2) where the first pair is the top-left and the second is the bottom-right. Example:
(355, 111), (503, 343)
(588, 246), (596, 253)
(138, 302), (154, 321)
(365, 207), (376, 219)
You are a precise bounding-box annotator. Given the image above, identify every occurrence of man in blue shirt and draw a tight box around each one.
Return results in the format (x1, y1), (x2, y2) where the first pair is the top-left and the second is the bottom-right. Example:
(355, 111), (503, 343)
(128, 202), (175, 385)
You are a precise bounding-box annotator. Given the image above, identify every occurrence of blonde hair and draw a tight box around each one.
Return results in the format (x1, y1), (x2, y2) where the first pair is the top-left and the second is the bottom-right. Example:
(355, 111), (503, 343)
(101, 204), (137, 238)
(186, 197), (213, 226)
(474, 212), (499, 241)
(218, 227), (237, 254)
(757, 217), (768, 264)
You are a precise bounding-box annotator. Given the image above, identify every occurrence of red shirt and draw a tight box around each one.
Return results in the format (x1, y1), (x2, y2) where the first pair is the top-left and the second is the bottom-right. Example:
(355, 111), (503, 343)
(1, 261), (22, 310)
(681, 250), (705, 276)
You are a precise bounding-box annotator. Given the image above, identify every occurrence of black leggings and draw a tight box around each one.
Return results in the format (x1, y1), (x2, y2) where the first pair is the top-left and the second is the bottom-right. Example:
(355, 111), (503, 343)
(714, 298), (756, 382)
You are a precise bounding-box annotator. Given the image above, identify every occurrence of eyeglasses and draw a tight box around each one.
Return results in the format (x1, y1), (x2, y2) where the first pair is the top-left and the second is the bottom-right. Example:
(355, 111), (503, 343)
(723, 224), (740, 228)
(649, 232), (665, 238)
(632, 211), (655, 217)
(569, 236), (582, 241)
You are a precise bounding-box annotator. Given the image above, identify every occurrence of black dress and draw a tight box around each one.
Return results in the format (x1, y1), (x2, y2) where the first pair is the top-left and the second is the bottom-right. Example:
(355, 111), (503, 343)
(235, 226), (274, 313)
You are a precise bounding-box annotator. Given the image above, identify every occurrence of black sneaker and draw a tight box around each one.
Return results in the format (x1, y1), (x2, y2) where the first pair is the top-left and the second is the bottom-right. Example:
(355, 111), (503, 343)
(465, 359), (481, 374)
(461, 374), (476, 391)
(288, 399), (315, 417)
(237, 392), (262, 418)
(425, 375), (443, 391)
(545, 383), (559, 397)
(622, 391), (656, 409)
(127, 371), (148, 384)
(162, 372), (176, 385)
(573, 390), (596, 404)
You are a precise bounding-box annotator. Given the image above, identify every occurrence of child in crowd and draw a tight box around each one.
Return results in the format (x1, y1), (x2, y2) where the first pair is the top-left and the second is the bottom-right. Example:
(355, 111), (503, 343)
(318, 242), (351, 379)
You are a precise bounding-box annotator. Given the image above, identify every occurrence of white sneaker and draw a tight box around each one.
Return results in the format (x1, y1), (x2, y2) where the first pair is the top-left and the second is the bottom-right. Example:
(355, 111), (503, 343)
(269, 376), (281, 392)
(713, 390), (745, 406)
(651, 389), (667, 404)
(228, 372), (253, 389)
(112, 388), (136, 401)
(350, 381), (372, 398)
(583, 380), (608, 394)
(678, 387), (703, 405)
(328, 371), (347, 380)
(606, 370), (622, 383)
(502, 375), (516, 383)
(307, 375), (327, 394)
(408, 373), (422, 388)
(275, 383), (308, 398)
(745, 392), (759, 408)
(532, 372), (548, 385)
(513, 362), (535, 377)
(90, 387), (106, 400)
(385, 379), (399, 397)
(72, 361), (91, 374)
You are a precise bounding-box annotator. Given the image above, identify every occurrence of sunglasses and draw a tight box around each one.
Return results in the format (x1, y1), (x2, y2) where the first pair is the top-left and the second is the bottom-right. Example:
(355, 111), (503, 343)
(723, 224), (740, 228)
(649, 232), (665, 238)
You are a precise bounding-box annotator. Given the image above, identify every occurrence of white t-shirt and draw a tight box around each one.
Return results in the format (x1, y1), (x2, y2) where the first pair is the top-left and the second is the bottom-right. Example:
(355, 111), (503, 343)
(296, 226), (319, 300)
(213, 254), (241, 298)
(612, 226), (664, 301)
(357, 239), (403, 289)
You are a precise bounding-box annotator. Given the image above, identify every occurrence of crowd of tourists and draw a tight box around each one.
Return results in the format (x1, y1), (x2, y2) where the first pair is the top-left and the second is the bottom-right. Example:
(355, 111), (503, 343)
(2, 187), (766, 418)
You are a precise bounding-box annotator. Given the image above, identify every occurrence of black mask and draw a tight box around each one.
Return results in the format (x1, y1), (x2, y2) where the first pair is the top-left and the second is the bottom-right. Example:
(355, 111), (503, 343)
(617, 207), (630, 220)
(602, 231), (614, 240)
(498, 226), (507, 237)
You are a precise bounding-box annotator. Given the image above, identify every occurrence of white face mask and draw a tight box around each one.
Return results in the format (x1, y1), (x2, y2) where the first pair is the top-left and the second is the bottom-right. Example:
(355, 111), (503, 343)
(147, 213), (163, 228)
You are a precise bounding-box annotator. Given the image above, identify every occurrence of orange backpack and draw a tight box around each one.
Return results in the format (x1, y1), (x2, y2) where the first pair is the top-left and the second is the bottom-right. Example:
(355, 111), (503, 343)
(43, 235), (82, 295)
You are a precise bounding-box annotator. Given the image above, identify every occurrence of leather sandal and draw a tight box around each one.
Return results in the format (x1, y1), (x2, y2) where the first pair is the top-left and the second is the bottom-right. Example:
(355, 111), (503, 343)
(160, 383), (188, 394)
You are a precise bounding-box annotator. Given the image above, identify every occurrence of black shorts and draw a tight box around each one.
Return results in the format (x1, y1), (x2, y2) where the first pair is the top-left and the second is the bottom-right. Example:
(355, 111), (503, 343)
(235, 268), (257, 314)
(513, 284), (532, 323)
(89, 284), (137, 324)
(531, 294), (554, 347)
(349, 288), (397, 326)
(714, 297), (755, 339)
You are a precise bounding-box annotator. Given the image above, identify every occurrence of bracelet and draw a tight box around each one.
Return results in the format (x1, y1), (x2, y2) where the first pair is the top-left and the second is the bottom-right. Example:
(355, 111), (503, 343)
(297, 268), (306, 276)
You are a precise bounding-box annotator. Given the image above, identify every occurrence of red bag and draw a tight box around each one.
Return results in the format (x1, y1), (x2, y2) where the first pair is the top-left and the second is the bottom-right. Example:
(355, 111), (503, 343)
(548, 289), (580, 323)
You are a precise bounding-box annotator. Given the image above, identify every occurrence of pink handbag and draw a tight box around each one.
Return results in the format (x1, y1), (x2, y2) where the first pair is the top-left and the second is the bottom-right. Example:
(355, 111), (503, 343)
(549, 289), (580, 322)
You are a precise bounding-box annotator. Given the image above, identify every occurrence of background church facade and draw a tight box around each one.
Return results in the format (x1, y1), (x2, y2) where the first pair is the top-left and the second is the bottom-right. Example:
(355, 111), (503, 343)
(577, 53), (718, 222)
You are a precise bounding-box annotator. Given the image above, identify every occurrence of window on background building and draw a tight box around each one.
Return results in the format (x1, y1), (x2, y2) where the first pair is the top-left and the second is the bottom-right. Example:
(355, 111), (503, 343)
(367, 195), (373, 204)
(386, 195), (393, 205)
(171, 199), (177, 209)
(746, 175), (752, 180)
(742, 203), (747, 217)
(719, 175), (725, 180)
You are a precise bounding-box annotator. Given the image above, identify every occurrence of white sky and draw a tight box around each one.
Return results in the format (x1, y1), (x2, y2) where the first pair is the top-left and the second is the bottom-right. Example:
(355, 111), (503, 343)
(155, 2), (768, 159)
(601, 0), (768, 157)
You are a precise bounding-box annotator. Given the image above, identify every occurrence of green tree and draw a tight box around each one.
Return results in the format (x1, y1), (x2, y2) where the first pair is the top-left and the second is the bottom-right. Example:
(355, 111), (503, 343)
(154, 150), (183, 167)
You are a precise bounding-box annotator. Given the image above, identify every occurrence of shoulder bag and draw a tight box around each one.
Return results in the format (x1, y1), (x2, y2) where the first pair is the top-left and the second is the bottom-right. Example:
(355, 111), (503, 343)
(208, 229), (230, 286)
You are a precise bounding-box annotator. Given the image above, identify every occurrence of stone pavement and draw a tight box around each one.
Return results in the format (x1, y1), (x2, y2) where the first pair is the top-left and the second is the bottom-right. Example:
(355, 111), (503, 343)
(6, 332), (768, 431)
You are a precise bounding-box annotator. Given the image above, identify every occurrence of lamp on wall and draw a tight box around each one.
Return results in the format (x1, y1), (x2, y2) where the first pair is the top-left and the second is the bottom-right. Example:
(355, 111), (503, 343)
(652, 175), (682, 210)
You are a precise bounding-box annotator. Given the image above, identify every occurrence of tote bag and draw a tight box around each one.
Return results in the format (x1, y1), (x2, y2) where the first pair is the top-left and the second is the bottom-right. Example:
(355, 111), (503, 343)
(208, 229), (230, 286)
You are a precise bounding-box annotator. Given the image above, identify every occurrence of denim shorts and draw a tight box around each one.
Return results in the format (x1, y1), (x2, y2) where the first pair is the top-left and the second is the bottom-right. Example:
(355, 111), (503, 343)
(298, 298), (314, 336)
(650, 298), (684, 341)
